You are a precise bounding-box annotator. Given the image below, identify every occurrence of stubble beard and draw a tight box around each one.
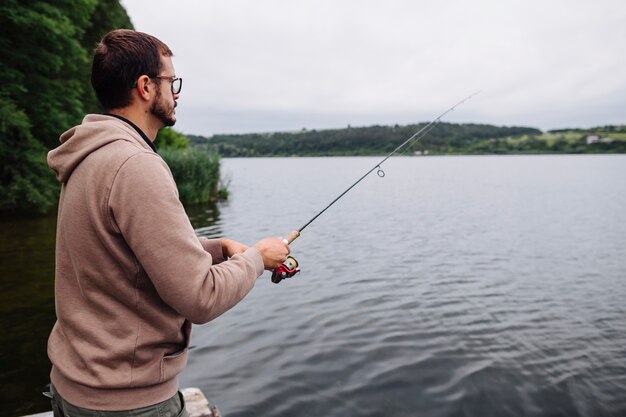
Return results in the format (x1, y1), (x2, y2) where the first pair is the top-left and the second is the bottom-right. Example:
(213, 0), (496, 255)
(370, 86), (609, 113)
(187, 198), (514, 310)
(150, 88), (176, 127)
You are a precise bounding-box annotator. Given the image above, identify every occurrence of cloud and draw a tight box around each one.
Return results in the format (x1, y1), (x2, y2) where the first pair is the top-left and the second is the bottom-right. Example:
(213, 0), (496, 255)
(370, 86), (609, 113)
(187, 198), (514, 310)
(121, 0), (626, 134)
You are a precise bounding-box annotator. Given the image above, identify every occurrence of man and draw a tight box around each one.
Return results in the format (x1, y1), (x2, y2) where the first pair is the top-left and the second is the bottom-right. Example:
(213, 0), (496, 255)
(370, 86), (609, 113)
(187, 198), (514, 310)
(46, 29), (290, 416)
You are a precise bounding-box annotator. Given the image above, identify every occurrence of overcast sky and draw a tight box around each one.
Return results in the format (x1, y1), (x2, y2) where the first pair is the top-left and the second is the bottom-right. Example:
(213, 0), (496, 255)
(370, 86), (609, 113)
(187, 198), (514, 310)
(120, 0), (625, 136)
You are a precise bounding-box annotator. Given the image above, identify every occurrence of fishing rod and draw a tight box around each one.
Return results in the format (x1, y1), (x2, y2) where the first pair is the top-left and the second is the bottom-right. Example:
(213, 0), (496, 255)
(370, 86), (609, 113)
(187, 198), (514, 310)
(271, 91), (481, 283)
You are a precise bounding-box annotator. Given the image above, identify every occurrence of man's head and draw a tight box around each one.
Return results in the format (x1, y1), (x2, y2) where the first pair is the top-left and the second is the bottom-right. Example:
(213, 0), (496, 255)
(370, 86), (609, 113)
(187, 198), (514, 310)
(91, 29), (180, 127)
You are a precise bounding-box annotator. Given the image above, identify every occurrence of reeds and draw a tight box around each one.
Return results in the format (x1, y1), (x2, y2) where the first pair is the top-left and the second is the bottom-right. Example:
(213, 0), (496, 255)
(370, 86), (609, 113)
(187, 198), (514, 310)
(159, 147), (227, 204)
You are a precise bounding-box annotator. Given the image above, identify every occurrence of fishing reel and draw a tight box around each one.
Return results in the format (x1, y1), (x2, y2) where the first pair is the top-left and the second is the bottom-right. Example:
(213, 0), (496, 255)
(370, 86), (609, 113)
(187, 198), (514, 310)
(271, 256), (300, 284)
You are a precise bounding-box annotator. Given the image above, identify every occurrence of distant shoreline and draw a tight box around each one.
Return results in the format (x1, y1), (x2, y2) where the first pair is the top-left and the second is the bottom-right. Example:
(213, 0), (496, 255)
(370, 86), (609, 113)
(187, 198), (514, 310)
(188, 122), (626, 157)
(219, 152), (626, 158)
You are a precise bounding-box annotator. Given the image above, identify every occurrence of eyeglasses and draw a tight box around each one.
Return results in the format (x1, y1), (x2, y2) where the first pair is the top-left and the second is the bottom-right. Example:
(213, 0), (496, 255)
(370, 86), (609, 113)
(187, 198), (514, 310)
(132, 76), (183, 94)
(153, 76), (183, 94)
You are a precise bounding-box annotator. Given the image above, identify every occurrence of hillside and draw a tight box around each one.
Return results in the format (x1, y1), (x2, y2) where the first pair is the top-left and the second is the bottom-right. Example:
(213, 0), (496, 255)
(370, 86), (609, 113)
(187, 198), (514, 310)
(188, 123), (626, 157)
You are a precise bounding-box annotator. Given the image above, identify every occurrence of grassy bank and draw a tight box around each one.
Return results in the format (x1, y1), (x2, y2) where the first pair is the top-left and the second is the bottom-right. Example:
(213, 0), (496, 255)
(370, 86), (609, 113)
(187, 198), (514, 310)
(159, 146), (228, 204)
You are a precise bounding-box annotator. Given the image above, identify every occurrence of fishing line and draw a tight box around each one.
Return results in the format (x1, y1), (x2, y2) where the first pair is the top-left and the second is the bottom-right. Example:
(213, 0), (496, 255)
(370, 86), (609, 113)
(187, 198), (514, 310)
(272, 91), (481, 283)
(285, 90), (482, 243)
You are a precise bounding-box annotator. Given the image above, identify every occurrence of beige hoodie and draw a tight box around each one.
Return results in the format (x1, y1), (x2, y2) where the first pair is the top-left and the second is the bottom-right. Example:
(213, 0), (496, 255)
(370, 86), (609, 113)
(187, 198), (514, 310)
(47, 114), (264, 410)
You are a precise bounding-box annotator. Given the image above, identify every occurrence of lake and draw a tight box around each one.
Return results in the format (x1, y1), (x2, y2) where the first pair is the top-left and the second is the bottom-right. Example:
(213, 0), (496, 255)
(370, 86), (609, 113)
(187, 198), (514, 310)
(2, 155), (625, 416)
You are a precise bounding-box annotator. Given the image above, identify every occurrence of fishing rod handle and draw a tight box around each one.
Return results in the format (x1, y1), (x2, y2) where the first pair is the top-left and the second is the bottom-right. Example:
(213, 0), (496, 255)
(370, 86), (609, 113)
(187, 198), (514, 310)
(282, 230), (300, 245)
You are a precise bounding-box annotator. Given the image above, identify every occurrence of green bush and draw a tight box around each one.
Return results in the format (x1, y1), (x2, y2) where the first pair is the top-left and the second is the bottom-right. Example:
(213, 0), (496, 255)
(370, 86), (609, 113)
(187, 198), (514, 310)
(155, 127), (190, 149)
(159, 147), (227, 204)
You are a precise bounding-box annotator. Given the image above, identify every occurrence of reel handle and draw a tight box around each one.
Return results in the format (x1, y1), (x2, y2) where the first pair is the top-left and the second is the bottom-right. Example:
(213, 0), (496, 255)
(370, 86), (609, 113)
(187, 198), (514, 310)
(282, 230), (300, 245)
(271, 255), (300, 284)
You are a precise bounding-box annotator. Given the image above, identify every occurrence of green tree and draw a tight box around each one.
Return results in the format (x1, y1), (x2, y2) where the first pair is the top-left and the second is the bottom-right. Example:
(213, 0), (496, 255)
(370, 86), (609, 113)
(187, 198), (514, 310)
(0, 1), (133, 213)
(0, 99), (57, 212)
(0, 0), (98, 148)
(155, 127), (190, 149)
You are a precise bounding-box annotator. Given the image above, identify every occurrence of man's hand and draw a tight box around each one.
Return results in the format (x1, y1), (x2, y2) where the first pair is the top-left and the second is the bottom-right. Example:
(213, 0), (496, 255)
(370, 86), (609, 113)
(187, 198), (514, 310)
(220, 238), (249, 259)
(253, 237), (291, 270)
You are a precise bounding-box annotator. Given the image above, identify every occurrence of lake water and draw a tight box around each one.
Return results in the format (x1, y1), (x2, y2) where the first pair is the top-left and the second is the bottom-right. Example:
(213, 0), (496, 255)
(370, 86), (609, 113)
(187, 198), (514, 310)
(2, 155), (626, 416)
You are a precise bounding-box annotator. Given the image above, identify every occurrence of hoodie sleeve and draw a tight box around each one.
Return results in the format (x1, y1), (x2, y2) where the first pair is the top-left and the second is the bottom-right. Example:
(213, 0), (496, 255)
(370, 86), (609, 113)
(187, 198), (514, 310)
(107, 152), (264, 324)
(199, 237), (226, 264)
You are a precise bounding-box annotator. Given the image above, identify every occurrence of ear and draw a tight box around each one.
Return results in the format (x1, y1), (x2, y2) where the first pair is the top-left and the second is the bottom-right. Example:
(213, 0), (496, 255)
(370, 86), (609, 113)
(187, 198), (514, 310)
(135, 75), (153, 102)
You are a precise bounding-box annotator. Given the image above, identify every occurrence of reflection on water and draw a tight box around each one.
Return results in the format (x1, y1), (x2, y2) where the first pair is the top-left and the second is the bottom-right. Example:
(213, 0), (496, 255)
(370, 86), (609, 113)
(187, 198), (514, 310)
(181, 155), (626, 417)
(0, 212), (57, 416)
(185, 201), (223, 238)
(0, 202), (224, 416)
(3, 155), (626, 417)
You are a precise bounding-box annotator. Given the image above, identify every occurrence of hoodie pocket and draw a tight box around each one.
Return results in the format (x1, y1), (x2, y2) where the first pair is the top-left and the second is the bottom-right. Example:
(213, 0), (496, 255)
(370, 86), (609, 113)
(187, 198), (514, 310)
(159, 320), (192, 383)
(160, 348), (189, 383)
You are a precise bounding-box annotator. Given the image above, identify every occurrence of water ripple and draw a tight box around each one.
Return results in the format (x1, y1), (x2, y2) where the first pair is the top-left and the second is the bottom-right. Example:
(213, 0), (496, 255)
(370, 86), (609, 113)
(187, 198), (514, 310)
(180, 156), (626, 417)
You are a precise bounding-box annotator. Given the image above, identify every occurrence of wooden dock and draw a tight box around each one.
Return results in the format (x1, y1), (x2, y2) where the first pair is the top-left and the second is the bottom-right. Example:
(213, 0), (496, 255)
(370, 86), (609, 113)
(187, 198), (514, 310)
(23, 387), (221, 417)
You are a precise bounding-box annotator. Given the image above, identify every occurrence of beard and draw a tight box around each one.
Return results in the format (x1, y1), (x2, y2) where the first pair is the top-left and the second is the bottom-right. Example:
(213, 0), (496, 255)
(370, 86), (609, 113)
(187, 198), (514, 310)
(150, 88), (176, 127)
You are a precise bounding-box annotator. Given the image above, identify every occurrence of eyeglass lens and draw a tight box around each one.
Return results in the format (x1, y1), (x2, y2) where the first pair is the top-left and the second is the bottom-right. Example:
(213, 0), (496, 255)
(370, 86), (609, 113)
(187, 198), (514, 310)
(172, 78), (182, 94)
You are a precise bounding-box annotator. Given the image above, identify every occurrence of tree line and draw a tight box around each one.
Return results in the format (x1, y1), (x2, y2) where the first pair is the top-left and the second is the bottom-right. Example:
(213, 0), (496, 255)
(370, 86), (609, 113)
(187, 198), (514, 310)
(189, 123), (626, 157)
(189, 123), (542, 157)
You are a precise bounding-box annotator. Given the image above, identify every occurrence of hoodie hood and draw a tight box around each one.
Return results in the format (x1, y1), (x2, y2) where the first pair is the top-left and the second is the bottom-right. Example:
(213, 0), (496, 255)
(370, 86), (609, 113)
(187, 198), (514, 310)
(48, 114), (153, 183)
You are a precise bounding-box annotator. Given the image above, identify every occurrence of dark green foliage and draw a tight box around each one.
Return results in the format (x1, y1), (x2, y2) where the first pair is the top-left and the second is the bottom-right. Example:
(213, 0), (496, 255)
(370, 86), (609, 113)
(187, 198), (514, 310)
(587, 140), (626, 153)
(159, 147), (224, 204)
(0, 0), (97, 148)
(82, 0), (134, 51)
(157, 128), (227, 202)
(0, 1), (133, 212)
(549, 125), (626, 134)
(157, 129), (228, 202)
(194, 123), (543, 157)
(0, 99), (58, 213)
(155, 127), (190, 149)
(192, 123), (626, 157)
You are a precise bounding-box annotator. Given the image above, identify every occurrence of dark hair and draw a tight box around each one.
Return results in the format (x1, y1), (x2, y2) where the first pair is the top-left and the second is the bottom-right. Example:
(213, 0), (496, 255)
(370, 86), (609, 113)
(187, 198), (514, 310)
(91, 29), (173, 110)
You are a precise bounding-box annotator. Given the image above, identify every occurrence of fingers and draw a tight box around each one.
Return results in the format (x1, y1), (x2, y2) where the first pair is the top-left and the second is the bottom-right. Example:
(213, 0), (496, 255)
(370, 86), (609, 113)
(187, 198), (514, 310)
(253, 237), (291, 270)
(275, 238), (290, 265)
(221, 238), (249, 258)
(278, 236), (291, 256)
(268, 259), (284, 270)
